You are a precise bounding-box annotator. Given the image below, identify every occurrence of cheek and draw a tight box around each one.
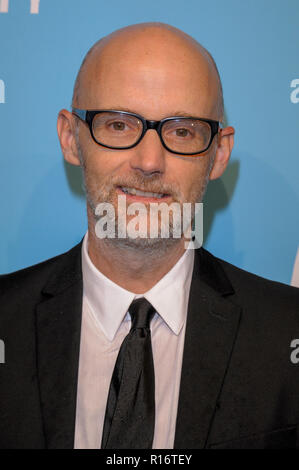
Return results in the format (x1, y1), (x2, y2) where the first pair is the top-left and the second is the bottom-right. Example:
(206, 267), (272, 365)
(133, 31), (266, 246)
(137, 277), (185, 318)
(171, 159), (210, 196)
(83, 147), (124, 181)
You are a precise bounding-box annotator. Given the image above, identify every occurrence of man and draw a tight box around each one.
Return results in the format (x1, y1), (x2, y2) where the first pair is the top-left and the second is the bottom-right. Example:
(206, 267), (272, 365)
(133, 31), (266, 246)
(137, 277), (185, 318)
(1, 22), (299, 450)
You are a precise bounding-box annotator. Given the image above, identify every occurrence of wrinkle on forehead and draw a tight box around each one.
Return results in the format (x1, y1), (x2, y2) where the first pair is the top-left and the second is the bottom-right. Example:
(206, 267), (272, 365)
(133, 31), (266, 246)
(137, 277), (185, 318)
(72, 22), (224, 121)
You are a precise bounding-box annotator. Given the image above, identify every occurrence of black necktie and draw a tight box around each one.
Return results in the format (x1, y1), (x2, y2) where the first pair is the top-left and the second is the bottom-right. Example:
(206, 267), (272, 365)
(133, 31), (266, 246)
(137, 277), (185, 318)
(101, 298), (156, 449)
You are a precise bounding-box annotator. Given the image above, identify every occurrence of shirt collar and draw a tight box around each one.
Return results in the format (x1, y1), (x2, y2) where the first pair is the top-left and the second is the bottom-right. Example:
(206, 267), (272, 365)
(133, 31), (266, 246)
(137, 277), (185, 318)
(81, 232), (194, 341)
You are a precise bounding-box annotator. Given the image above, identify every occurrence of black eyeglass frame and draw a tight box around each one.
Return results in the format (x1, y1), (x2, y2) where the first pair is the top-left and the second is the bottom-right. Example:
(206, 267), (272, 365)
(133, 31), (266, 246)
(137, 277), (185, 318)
(72, 108), (220, 156)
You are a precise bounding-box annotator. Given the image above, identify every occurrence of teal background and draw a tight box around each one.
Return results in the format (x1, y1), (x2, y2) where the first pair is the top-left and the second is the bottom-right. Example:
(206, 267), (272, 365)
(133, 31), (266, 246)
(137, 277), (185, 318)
(0, 0), (298, 284)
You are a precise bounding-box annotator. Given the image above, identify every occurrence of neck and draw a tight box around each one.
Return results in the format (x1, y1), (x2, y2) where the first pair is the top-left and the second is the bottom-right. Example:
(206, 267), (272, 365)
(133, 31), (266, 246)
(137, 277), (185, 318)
(87, 224), (187, 294)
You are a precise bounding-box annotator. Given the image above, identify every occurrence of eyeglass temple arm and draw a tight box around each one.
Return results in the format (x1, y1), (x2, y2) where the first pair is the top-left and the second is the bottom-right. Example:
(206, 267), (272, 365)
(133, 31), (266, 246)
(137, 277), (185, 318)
(72, 108), (87, 121)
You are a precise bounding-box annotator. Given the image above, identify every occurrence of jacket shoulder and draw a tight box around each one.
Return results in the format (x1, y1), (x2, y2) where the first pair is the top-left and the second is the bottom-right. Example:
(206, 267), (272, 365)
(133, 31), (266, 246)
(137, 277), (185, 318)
(215, 252), (298, 292)
(0, 241), (83, 301)
(203, 249), (299, 313)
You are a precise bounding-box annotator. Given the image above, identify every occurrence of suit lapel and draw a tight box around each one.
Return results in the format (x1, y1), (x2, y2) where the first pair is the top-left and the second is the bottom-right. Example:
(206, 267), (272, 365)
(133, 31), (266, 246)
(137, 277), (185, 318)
(35, 242), (83, 449)
(174, 247), (242, 449)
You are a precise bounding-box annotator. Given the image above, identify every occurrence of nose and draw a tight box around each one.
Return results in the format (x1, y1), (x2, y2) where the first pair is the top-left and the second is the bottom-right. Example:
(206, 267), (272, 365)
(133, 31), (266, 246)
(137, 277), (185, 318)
(129, 128), (166, 176)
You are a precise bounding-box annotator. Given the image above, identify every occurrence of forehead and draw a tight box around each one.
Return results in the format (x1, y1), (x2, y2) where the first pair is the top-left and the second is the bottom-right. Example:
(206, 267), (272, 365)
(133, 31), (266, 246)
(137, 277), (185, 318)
(79, 32), (219, 120)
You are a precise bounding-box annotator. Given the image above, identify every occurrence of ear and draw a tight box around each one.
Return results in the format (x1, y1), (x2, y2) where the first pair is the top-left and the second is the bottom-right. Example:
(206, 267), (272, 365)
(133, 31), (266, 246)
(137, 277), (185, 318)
(57, 109), (81, 166)
(209, 126), (235, 180)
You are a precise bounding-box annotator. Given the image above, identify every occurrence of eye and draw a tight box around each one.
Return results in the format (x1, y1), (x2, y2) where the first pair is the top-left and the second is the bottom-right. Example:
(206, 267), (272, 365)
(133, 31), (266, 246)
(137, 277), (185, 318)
(109, 121), (127, 131)
(175, 128), (190, 137)
(163, 120), (196, 139)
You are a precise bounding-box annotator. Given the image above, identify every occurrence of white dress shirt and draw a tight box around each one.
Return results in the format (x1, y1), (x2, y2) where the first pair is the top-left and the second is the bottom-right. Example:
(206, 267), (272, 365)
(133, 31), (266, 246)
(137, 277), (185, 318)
(74, 232), (195, 449)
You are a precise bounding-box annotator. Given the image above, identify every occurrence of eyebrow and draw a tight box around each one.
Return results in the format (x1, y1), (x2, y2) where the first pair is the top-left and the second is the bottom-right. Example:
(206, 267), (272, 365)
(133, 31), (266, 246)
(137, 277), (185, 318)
(97, 107), (201, 119)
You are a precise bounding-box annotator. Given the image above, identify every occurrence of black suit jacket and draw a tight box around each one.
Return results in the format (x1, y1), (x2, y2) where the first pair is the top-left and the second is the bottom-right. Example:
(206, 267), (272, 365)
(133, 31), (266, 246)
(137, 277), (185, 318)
(1, 241), (299, 449)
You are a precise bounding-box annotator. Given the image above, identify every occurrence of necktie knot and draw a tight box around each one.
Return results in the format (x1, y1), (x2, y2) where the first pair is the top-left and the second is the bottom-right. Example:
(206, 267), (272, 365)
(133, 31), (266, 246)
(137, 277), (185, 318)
(129, 298), (156, 329)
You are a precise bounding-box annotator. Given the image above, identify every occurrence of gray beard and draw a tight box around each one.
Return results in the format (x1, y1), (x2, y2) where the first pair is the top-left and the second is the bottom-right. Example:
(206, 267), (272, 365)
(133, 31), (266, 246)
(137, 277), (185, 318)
(86, 184), (207, 256)
(76, 131), (213, 255)
(92, 201), (189, 256)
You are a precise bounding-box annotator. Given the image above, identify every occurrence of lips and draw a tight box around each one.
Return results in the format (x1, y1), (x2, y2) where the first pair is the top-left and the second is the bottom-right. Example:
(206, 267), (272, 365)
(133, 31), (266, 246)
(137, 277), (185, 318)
(121, 186), (167, 198)
(116, 186), (170, 201)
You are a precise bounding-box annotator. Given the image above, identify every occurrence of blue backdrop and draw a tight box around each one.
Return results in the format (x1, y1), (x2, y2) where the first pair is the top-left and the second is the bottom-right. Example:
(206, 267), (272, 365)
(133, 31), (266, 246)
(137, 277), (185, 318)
(0, 0), (298, 285)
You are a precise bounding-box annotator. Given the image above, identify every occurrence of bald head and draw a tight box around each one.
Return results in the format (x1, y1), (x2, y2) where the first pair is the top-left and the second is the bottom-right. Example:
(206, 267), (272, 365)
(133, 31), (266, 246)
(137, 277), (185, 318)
(72, 22), (224, 122)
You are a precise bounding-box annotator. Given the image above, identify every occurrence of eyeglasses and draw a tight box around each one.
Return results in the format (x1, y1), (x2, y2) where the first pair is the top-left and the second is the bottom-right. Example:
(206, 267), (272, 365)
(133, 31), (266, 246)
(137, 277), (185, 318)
(72, 108), (220, 156)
